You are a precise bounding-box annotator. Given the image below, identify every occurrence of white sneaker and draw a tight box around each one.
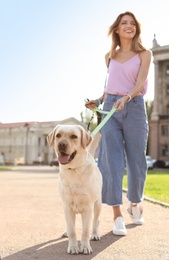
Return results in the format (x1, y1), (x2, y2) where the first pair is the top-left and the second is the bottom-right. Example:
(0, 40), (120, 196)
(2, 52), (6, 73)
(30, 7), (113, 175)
(112, 217), (127, 236)
(127, 205), (144, 225)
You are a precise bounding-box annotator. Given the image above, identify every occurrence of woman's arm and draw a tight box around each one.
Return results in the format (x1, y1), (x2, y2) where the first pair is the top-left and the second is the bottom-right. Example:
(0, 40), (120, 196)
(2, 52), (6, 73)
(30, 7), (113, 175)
(127, 50), (152, 98)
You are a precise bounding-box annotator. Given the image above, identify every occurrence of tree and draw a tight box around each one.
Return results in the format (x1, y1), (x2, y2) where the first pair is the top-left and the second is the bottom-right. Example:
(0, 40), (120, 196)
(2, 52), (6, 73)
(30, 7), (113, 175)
(145, 99), (154, 155)
(145, 100), (154, 122)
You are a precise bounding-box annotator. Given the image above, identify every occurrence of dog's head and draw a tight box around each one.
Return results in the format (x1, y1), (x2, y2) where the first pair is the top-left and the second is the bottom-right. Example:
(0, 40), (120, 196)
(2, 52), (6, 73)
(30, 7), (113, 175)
(47, 124), (92, 167)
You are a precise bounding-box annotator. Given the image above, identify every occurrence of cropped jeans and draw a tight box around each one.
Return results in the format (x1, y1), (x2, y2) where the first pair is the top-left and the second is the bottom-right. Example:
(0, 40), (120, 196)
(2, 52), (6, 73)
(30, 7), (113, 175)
(98, 94), (148, 206)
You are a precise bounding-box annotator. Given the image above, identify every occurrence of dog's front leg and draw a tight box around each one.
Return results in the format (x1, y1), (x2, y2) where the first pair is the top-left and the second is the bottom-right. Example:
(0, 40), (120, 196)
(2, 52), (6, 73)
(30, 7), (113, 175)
(64, 208), (79, 254)
(91, 198), (102, 241)
(80, 207), (93, 254)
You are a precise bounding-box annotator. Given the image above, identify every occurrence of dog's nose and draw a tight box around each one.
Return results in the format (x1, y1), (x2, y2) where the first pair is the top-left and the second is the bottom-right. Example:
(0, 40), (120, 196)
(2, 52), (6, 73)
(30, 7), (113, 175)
(58, 141), (67, 152)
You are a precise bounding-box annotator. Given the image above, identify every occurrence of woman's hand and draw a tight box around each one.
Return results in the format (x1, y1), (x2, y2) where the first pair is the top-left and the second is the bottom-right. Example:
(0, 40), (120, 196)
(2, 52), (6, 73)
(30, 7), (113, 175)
(85, 100), (98, 110)
(113, 96), (129, 111)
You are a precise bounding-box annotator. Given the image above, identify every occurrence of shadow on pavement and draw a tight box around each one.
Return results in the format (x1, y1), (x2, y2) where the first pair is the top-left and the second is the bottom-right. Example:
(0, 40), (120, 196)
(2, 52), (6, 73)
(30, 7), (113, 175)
(2, 231), (130, 260)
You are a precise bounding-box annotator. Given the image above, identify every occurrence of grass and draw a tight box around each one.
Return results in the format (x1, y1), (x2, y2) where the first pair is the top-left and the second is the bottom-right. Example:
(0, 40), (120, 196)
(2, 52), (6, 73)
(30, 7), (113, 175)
(123, 169), (169, 204)
(0, 165), (16, 171)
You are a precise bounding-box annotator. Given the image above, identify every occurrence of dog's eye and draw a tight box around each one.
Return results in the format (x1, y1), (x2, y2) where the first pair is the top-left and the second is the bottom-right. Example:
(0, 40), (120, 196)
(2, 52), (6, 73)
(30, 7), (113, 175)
(70, 135), (77, 139)
(56, 133), (61, 138)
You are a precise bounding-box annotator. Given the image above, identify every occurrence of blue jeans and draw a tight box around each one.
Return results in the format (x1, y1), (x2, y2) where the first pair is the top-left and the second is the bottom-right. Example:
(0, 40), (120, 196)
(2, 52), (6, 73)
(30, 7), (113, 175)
(98, 94), (148, 206)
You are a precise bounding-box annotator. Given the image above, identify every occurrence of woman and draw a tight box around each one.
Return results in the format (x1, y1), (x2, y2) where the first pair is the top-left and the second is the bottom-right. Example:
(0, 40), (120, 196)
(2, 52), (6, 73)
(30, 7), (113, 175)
(85, 11), (151, 236)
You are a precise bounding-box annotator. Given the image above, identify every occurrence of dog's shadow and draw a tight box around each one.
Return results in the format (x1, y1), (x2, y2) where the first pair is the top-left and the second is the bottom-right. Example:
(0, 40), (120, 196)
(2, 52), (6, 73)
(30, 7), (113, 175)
(2, 224), (135, 260)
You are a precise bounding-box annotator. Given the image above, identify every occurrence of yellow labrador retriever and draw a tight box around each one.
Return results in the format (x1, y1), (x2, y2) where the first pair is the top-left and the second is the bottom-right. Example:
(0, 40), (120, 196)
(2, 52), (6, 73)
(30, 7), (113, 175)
(47, 124), (102, 255)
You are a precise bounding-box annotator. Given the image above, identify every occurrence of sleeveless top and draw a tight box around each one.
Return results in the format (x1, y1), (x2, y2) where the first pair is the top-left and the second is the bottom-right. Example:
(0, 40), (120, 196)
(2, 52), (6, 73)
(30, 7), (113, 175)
(104, 54), (147, 96)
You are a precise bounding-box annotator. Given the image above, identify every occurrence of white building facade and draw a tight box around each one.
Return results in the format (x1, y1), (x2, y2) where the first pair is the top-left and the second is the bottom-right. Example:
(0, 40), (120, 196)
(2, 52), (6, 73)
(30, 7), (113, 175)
(149, 36), (169, 161)
(0, 118), (85, 165)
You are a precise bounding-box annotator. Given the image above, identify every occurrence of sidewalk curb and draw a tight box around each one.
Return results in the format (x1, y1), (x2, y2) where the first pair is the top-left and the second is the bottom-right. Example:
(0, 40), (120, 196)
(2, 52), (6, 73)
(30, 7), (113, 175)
(122, 188), (169, 208)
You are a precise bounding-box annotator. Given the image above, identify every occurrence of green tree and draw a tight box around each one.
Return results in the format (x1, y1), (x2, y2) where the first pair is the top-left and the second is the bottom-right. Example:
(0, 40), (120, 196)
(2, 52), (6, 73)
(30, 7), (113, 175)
(145, 100), (153, 121)
(145, 99), (154, 154)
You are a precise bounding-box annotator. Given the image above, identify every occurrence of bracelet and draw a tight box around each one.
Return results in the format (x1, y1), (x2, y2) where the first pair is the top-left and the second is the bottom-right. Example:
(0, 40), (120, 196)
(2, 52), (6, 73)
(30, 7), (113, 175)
(125, 94), (132, 102)
(96, 99), (101, 106)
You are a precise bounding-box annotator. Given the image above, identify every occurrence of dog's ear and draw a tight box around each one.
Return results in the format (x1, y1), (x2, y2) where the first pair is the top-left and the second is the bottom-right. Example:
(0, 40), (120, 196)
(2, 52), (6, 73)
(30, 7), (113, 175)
(78, 125), (92, 149)
(47, 131), (55, 147)
(47, 125), (60, 147)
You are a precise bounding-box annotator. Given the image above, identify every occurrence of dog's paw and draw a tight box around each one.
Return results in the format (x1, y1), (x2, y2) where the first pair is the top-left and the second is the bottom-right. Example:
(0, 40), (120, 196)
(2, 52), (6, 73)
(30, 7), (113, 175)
(79, 243), (93, 254)
(90, 234), (100, 241)
(67, 245), (79, 255)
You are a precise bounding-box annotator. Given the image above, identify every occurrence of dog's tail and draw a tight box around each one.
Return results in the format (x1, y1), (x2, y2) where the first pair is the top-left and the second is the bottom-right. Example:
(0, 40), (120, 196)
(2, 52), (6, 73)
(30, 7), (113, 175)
(88, 132), (100, 157)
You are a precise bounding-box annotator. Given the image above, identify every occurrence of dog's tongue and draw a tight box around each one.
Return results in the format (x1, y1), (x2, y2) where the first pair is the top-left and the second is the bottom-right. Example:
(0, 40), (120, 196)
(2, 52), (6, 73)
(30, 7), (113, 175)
(58, 155), (70, 164)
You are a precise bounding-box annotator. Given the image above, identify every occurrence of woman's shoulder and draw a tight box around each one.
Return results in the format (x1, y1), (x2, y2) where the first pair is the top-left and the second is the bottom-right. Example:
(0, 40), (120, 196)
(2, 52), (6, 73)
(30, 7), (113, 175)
(139, 49), (152, 60)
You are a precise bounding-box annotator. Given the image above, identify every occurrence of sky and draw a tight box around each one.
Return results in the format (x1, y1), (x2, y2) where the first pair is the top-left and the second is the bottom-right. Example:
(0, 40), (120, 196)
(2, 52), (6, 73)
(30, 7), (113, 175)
(0, 0), (169, 123)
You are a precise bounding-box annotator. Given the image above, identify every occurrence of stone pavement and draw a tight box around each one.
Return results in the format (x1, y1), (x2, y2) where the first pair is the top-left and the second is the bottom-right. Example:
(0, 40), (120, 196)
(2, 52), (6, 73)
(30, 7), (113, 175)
(0, 166), (169, 260)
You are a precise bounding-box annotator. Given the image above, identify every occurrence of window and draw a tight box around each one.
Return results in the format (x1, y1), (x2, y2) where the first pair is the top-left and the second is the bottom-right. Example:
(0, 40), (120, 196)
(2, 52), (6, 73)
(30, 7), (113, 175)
(44, 135), (48, 146)
(167, 85), (169, 95)
(161, 145), (169, 156)
(161, 125), (168, 136)
(166, 65), (169, 75)
(38, 137), (41, 146)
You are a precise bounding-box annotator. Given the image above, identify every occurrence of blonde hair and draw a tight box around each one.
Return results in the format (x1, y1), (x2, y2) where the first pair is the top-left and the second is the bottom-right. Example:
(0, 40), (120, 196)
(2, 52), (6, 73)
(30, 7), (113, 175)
(108, 11), (146, 58)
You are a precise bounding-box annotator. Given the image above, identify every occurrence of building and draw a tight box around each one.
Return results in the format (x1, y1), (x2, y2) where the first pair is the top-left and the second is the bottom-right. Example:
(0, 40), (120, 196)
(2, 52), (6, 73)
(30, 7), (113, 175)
(0, 117), (85, 165)
(149, 36), (169, 161)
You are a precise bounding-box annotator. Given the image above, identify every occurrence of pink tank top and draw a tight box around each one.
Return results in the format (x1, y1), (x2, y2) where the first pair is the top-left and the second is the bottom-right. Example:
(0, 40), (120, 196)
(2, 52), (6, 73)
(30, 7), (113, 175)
(105, 54), (147, 95)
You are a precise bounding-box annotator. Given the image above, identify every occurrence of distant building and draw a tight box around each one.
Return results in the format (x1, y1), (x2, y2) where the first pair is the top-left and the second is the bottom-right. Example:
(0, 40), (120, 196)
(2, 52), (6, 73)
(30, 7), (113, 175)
(149, 35), (169, 161)
(0, 117), (85, 165)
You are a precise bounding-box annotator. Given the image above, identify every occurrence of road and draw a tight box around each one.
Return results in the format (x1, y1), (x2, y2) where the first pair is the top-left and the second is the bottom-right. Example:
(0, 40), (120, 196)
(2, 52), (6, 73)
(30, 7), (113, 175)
(0, 166), (169, 260)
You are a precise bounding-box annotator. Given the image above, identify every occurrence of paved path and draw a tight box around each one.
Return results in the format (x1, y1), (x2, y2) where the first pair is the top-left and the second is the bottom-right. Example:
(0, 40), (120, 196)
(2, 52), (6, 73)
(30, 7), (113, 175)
(0, 166), (169, 260)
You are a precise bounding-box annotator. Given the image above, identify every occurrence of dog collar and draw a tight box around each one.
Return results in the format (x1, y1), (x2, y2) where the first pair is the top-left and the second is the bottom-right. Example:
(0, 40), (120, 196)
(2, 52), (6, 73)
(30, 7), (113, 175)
(67, 158), (88, 171)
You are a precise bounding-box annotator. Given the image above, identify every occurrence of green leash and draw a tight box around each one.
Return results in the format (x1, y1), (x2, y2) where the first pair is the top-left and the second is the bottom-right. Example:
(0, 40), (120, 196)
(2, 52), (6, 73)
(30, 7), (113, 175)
(90, 107), (116, 137)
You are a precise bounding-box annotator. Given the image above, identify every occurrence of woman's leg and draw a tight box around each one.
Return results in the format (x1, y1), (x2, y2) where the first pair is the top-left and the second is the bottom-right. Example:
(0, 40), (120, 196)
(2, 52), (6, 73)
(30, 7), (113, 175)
(98, 95), (127, 235)
(124, 96), (148, 204)
(113, 205), (122, 220)
(98, 95), (126, 207)
(124, 97), (148, 224)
